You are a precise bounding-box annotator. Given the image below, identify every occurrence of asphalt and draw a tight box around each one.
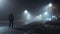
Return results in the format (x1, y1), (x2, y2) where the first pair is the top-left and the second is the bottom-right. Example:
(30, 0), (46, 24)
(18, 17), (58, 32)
(0, 21), (43, 34)
(0, 21), (60, 34)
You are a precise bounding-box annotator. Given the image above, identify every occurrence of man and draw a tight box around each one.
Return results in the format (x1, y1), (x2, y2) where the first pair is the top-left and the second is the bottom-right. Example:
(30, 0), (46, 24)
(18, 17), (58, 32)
(9, 14), (14, 28)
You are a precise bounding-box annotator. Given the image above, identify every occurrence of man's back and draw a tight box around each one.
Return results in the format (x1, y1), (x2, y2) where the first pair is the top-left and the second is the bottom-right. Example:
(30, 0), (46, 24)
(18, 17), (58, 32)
(9, 14), (14, 21)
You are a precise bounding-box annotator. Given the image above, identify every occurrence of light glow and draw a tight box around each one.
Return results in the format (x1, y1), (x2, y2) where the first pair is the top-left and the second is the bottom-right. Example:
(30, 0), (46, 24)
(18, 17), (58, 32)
(35, 16), (42, 21)
(24, 10), (28, 14)
(44, 12), (48, 15)
(48, 3), (52, 7)
(27, 14), (30, 19)
(46, 18), (51, 21)
(49, 18), (51, 21)
(24, 10), (31, 21)
(39, 14), (42, 17)
(0, 0), (7, 7)
(52, 16), (56, 18)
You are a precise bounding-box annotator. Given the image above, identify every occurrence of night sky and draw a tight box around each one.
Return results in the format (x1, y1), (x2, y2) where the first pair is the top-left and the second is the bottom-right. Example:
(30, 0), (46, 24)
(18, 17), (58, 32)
(0, 0), (59, 21)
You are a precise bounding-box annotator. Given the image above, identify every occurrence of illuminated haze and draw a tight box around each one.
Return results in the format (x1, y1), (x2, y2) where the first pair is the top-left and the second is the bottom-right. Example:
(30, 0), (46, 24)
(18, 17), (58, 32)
(0, 0), (52, 21)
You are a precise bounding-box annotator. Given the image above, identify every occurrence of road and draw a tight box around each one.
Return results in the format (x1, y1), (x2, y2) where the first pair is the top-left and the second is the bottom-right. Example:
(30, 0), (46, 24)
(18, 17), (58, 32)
(0, 26), (26, 34)
(0, 21), (60, 34)
(0, 21), (44, 34)
(24, 23), (60, 34)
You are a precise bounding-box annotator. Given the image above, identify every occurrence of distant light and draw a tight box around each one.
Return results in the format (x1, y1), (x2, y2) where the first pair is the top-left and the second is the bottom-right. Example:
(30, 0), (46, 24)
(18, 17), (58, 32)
(24, 10), (28, 14)
(52, 16), (56, 18)
(39, 14), (42, 17)
(34, 14), (42, 21)
(44, 12), (48, 15)
(48, 3), (52, 7)
(52, 16), (57, 20)
(35, 16), (42, 20)
(49, 18), (51, 21)
(46, 18), (51, 21)
(24, 10), (31, 20)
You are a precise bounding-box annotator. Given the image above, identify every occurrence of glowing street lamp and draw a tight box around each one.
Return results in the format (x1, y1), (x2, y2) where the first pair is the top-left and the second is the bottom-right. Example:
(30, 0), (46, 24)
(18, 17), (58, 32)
(24, 10), (31, 21)
(48, 3), (52, 7)
(24, 10), (28, 14)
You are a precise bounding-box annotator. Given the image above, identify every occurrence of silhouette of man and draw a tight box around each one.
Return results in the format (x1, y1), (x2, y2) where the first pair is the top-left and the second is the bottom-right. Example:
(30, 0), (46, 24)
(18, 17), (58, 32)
(9, 14), (14, 28)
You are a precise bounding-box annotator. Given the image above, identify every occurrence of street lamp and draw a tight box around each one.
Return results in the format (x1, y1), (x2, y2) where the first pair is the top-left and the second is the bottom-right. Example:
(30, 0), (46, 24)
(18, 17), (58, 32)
(48, 3), (52, 7)
(24, 10), (28, 14)
(24, 10), (31, 21)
